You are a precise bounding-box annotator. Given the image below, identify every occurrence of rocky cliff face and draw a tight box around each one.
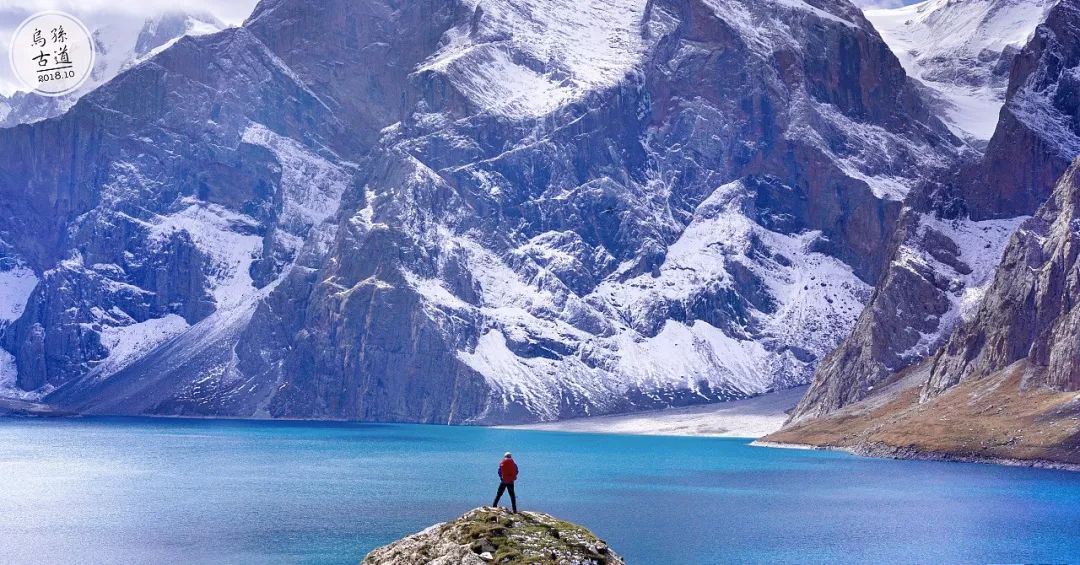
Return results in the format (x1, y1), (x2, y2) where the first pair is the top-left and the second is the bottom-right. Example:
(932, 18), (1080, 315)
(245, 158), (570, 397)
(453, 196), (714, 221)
(926, 157), (1080, 396)
(789, 207), (1024, 420)
(790, 0), (1080, 422)
(967, 0), (1080, 219)
(361, 508), (623, 565)
(0, 0), (961, 422)
(1, 26), (356, 404)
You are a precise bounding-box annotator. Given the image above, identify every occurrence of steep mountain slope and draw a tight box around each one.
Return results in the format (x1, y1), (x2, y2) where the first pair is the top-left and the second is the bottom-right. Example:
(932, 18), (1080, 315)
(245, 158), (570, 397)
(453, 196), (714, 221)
(927, 157), (1080, 396)
(229, 0), (957, 422)
(768, 157), (1080, 466)
(791, 0), (1080, 422)
(0, 11), (226, 128)
(1, 0), (959, 422)
(1, 27), (359, 402)
(866, 0), (1057, 146)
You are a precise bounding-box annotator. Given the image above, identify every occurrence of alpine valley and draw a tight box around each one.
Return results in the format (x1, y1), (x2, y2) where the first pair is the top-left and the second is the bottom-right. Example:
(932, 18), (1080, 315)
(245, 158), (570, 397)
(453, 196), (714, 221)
(0, 0), (1078, 463)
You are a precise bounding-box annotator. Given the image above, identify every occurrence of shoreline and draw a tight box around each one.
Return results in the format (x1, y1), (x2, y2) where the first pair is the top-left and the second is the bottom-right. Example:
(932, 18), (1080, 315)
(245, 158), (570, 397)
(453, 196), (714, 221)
(500, 386), (806, 438)
(5, 408), (1079, 472)
(499, 424), (760, 440)
(752, 440), (1080, 472)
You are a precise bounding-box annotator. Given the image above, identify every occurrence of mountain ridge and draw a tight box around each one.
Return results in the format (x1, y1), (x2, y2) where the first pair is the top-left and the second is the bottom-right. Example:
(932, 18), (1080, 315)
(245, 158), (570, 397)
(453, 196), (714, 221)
(0, 0), (963, 423)
(789, 0), (1080, 425)
(2, 0), (1076, 432)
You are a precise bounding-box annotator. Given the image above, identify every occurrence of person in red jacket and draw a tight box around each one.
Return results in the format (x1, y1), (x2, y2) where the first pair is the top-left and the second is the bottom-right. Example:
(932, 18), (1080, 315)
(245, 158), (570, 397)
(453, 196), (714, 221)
(492, 452), (519, 513)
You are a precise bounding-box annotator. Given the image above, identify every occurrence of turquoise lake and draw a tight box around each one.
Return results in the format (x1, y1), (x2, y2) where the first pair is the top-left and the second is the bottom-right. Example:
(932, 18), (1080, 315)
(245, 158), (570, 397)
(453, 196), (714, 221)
(1, 417), (1078, 564)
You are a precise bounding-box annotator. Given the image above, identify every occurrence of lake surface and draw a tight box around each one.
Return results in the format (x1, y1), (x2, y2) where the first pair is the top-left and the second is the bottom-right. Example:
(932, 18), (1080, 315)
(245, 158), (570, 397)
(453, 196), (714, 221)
(1, 417), (1078, 564)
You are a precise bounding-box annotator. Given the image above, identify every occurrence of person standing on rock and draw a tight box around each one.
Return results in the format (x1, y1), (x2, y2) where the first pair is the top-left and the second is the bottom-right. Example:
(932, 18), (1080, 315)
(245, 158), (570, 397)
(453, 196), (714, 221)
(492, 452), (519, 513)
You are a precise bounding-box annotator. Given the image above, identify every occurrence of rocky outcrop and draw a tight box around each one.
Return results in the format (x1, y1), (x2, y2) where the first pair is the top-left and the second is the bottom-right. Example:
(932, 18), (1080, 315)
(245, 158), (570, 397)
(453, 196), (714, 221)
(966, 0), (1080, 220)
(790, 0), (1080, 423)
(926, 156), (1080, 396)
(361, 508), (623, 565)
(788, 206), (1024, 421)
(776, 84), (1080, 467)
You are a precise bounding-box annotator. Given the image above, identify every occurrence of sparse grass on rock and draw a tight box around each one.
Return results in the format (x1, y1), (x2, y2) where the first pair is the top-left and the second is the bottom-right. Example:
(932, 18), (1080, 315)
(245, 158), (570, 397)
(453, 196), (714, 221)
(361, 507), (623, 565)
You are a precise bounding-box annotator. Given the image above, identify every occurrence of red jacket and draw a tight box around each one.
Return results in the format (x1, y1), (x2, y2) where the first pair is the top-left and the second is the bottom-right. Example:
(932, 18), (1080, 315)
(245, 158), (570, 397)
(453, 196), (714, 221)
(498, 457), (518, 483)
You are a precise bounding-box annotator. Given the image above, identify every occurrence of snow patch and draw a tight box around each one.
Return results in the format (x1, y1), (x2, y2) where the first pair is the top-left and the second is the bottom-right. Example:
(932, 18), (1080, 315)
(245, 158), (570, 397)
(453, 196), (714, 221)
(790, 99), (951, 200)
(702, 0), (860, 57)
(769, 0), (857, 27)
(242, 123), (351, 241)
(403, 271), (473, 311)
(0, 350), (19, 397)
(0, 349), (53, 401)
(97, 314), (190, 377)
(418, 0), (655, 118)
(149, 199), (262, 310)
(508, 385), (807, 438)
(614, 320), (770, 396)
(0, 264), (37, 322)
(895, 213), (1027, 359)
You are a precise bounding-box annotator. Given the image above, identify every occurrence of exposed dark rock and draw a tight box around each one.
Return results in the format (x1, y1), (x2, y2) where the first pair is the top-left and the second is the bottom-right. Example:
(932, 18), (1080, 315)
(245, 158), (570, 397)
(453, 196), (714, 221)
(965, 0), (1080, 219)
(927, 156), (1080, 397)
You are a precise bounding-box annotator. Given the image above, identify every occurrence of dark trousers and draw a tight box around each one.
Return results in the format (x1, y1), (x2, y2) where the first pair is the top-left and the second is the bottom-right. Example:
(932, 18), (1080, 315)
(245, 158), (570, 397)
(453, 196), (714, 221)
(493, 482), (517, 512)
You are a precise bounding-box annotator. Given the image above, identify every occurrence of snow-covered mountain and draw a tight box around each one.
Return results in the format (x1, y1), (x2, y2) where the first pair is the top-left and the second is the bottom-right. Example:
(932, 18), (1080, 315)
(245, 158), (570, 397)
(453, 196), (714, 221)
(0, 11), (226, 128)
(0, 0), (961, 422)
(866, 0), (1057, 146)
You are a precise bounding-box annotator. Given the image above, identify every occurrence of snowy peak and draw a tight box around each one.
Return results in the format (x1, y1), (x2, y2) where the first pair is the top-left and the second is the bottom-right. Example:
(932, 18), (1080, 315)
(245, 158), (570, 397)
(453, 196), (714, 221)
(133, 11), (226, 58)
(416, 0), (874, 120)
(866, 0), (1057, 144)
(417, 0), (655, 118)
